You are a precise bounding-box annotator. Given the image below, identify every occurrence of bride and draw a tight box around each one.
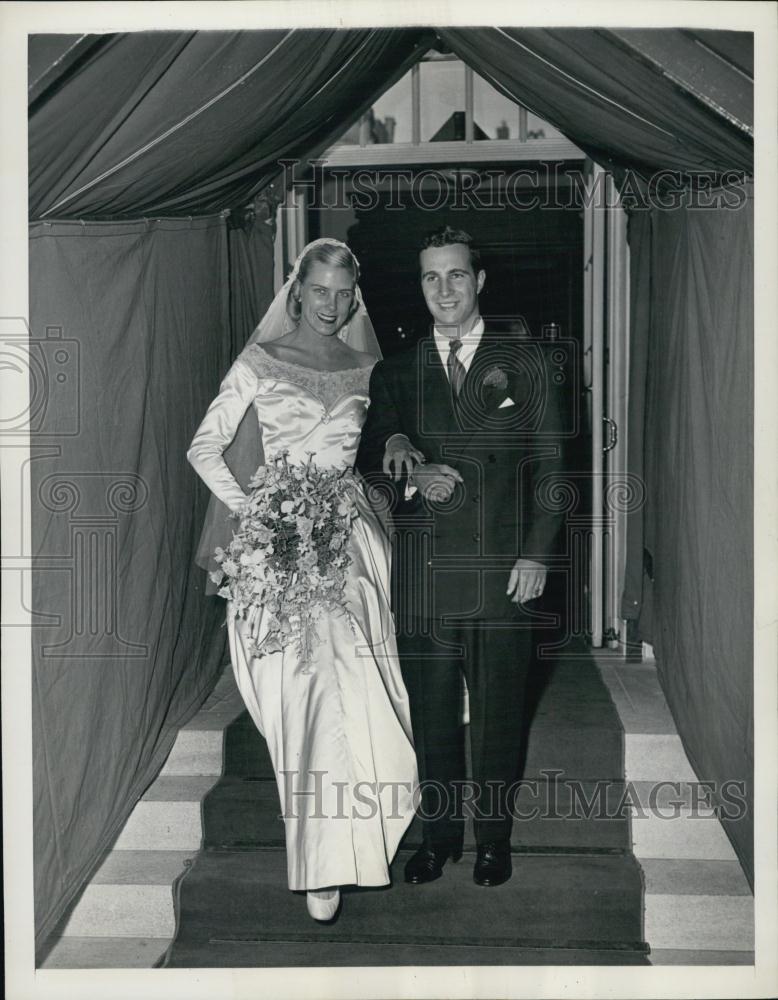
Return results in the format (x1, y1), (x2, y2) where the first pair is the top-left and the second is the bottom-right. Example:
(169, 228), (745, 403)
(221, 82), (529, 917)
(187, 238), (418, 922)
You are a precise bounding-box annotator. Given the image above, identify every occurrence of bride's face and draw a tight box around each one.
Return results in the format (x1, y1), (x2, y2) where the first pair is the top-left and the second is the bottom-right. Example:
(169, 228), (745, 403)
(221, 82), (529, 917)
(297, 263), (356, 338)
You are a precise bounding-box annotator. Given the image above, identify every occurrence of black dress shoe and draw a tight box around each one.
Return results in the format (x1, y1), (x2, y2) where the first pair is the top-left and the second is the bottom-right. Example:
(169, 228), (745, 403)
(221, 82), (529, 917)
(473, 840), (512, 886)
(404, 844), (463, 884)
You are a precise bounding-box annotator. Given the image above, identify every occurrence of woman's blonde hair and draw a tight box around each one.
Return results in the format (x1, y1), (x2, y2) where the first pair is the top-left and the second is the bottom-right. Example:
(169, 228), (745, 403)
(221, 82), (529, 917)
(286, 242), (360, 324)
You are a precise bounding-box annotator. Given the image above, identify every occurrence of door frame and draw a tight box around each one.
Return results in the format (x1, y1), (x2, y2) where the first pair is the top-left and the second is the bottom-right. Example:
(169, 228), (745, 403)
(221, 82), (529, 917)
(583, 163), (631, 650)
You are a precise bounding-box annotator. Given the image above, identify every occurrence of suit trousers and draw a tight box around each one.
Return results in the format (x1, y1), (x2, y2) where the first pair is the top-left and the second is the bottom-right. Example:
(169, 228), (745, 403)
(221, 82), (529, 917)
(397, 615), (532, 849)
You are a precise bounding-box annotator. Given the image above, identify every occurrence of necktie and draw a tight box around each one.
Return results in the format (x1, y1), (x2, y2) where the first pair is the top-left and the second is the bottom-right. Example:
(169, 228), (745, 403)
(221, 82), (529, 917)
(447, 338), (466, 400)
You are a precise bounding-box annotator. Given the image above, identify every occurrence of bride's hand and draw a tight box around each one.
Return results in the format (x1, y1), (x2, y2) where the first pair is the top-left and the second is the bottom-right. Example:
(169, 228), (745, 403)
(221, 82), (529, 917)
(383, 433), (426, 481)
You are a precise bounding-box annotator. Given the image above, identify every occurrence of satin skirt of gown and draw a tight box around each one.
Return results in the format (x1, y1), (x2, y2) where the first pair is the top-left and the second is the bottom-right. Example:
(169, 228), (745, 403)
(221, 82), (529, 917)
(228, 487), (416, 890)
(187, 345), (417, 892)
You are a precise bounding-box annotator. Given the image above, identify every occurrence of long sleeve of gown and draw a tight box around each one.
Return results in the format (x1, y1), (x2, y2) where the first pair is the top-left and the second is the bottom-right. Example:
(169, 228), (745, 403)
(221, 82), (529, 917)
(187, 359), (259, 513)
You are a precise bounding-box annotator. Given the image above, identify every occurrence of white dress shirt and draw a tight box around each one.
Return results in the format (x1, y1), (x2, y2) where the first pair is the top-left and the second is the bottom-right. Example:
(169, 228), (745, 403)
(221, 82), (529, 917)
(432, 316), (485, 375)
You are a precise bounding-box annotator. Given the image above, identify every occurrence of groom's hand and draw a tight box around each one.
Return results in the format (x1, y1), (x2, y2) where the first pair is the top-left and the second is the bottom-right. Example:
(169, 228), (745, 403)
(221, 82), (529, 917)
(383, 433), (426, 481)
(507, 558), (548, 604)
(411, 463), (463, 503)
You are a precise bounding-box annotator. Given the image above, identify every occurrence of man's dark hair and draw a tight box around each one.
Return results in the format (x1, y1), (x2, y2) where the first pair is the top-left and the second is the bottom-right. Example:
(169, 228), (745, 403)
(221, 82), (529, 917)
(420, 226), (481, 270)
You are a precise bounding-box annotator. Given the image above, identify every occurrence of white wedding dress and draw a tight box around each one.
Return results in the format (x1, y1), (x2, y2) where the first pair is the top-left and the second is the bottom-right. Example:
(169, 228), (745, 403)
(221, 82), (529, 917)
(188, 343), (417, 891)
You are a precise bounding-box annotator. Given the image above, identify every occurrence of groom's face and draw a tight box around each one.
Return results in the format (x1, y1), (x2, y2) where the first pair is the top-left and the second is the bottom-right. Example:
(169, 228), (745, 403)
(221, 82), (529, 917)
(419, 243), (485, 336)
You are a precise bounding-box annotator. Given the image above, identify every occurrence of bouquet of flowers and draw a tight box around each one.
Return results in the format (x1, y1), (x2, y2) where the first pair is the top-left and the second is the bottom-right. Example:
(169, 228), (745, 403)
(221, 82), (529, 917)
(211, 453), (359, 662)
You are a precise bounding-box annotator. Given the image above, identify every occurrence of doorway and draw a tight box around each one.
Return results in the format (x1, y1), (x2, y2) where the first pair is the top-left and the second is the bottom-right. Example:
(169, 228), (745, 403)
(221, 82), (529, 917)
(283, 96), (630, 652)
(308, 166), (583, 356)
(306, 164), (594, 649)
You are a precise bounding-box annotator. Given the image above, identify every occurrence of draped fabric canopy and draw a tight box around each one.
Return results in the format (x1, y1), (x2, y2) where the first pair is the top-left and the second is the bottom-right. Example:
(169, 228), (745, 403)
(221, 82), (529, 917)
(29, 29), (433, 219)
(29, 27), (751, 221)
(28, 27), (754, 950)
(441, 28), (752, 181)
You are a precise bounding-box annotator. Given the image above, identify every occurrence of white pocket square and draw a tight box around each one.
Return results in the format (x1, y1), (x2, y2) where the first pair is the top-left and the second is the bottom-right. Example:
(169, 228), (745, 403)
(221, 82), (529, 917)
(498, 397), (516, 408)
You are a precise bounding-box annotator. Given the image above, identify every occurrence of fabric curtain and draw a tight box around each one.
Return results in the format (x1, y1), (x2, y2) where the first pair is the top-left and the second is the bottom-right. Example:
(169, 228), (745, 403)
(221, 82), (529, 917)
(29, 29), (431, 220)
(29, 215), (232, 947)
(440, 28), (752, 181)
(193, 191), (280, 593)
(623, 187), (754, 882)
(227, 193), (279, 355)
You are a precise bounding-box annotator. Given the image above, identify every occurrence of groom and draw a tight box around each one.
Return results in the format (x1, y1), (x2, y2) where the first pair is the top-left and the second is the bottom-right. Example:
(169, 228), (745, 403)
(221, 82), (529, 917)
(357, 226), (563, 887)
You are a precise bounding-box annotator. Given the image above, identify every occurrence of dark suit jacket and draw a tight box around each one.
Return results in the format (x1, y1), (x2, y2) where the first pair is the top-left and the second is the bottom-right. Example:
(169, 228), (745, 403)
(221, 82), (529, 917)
(357, 330), (564, 623)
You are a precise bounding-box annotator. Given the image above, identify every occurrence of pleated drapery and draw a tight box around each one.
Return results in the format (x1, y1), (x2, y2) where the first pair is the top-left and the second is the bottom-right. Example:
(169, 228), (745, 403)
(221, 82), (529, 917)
(440, 27), (752, 181)
(622, 190), (754, 882)
(29, 216), (232, 944)
(29, 29), (432, 219)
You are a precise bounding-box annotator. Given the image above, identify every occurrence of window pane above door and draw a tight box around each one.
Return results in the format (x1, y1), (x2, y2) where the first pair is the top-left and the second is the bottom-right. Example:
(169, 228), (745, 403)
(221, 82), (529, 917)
(371, 72), (412, 144)
(472, 74), (518, 139)
(473, 74), (566, 140)
(420, 60), (466, 141)
(332, 54), (568, 147)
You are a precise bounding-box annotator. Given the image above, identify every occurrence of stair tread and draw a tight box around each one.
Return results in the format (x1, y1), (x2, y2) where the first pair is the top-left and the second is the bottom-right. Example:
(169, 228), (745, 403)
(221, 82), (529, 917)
(40, 936), (172, 969)
(61, 883), (177, 939)
(180, 667), (244, 731)
(631, 810), (739, 861)
(171, 849), (646, 950)
(142, 775), (221, 801)
(641, 858), (752, 896)
(93, 850), (198, 884)
(166, 938), (648, 967)
(203, 774), (632, 852)
(645, 894), (754, 951)
(596, 661), (679, 735)
(649, 947), (754, 965)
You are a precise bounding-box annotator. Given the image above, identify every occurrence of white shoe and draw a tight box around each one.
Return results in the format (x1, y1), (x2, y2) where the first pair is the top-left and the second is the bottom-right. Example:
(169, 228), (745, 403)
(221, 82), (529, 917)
(306, 887), (341, 921)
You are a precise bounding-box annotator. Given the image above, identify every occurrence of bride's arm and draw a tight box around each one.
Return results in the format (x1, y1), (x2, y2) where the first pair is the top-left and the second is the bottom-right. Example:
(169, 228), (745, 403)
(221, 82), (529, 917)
(187, 359), (258, 513)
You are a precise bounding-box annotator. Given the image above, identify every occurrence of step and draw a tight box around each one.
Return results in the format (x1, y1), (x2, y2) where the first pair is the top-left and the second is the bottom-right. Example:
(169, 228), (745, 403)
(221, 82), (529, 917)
(180, 664), (244, 730)
(60, 851), (196, 938)
(645, 894), (754, 951)
(624, 734), (698, 783)
(597, 660), (699, 781)
(596, 659), (678, 735)
(160, 666), (245, 776)
(159, 728), (225, 777)
(648, 948), (754, 965)
(593, 656), (754, 963)
(640, 858), (752, 896)
(595, 661), (741, 860)
(58, 883), (177, 938)
(167, 848), (647, 960)
(40, 667), (239, 967)
(113, 776), (221, 851)
(91, 849), (196, 884)
(40, 936), (172, 969)
(630, 806), (739, 860)
(203, 774), (633, 852)
(641, 858), (753, 954)
(166, 938), (648, 968)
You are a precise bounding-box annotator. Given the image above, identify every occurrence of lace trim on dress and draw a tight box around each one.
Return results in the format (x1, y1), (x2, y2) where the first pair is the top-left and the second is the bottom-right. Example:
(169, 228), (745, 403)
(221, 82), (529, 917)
(240, 343), (373, 412)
